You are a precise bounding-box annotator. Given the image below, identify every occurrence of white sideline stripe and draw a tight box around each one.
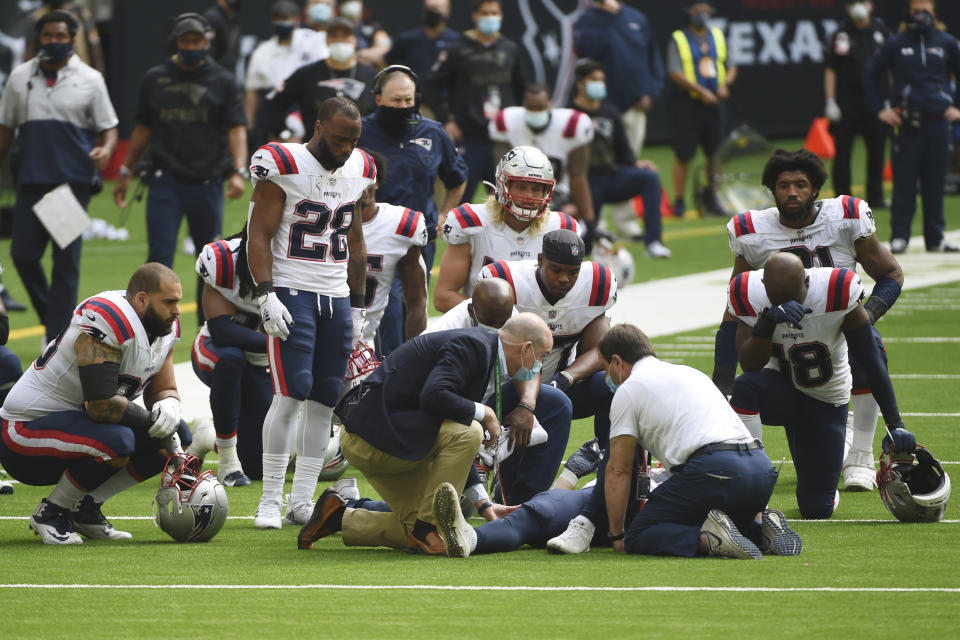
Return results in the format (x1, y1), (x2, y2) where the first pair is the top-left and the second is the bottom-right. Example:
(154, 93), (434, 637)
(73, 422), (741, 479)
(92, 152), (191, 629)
(883, 338), (960, 343)
(1, 583), (958, 593)
(1, 516), (958, 523)
(890, 374), (960, 380)
(901, 412), (960, 417)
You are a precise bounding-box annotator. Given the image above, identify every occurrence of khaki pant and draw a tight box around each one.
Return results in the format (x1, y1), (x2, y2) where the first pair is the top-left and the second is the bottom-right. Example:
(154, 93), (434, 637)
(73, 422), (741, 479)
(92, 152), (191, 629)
(340, 419), (483, 549)
(622, 107), (648, 157)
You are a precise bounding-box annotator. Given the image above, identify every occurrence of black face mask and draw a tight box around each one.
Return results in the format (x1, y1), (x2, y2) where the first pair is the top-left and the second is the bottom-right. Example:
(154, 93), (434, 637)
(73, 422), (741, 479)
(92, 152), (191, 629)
(422, 9), (444, 28)
(690, 11), (709, 29)
(376, 105), (416, 137)
(907, 10), (935, 34)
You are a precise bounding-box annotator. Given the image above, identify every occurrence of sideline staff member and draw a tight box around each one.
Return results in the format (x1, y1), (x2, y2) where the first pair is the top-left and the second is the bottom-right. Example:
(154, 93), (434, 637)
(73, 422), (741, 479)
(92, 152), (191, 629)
(114, 13), (247, 318)
(0, 10), (118, 344)
(864, 0), (960, 254)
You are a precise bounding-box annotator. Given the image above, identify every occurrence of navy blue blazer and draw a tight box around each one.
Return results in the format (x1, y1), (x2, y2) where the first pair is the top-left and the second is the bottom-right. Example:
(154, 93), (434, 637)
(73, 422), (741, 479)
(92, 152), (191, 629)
(343, 328), (498, 461)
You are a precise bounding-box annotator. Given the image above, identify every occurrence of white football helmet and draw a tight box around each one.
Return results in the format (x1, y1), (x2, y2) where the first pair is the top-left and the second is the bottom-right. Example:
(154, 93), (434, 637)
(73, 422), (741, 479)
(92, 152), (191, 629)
(495, 145), (556, 221)
(591, 233), (635, 285)
(154, 453), (229, 542)
(318, 423), (350, 481)
(878, 445), (951, 522)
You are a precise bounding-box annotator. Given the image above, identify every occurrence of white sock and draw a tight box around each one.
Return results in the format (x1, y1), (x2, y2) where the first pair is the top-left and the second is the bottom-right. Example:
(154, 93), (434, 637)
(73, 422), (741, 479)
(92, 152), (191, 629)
(849, 394), (880, 457)
(737, 412), (763, 440)
(260, 395), (303, 500)
(48, 473), (87, 510)
(290, 456), (324, 505)
(88, 468), (139, 503)
(551, 468), (578, 490)
(289, 400), (334, 505)
(216, 435), (242, 476)
(261, 453), (289, 501)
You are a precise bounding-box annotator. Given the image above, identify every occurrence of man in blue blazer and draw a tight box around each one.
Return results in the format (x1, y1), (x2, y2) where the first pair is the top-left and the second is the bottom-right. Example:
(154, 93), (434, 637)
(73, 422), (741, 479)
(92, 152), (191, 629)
(313, 313), (555, 554)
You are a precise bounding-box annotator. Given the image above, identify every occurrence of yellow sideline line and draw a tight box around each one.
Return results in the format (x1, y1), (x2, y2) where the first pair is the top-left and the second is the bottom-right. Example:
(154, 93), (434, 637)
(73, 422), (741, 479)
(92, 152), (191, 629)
(7, 302), (199, 343)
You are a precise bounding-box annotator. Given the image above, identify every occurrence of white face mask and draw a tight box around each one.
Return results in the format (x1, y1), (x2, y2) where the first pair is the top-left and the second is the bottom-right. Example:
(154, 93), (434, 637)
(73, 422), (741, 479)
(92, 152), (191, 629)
(329, 42), (355, 63)
(340, 1), (362, 20)
(848, 2), (869, 22)
(524, 109), (550, 130)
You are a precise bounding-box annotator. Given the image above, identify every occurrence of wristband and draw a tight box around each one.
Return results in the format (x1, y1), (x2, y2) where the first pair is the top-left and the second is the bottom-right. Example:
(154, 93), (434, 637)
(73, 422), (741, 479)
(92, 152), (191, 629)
(121, 402), (153, 431)
(350, 293), (365, 308)
(255, 281), (274, 297)
(517, 401), (536, 414)
(478, 501), (493, 515)
(117, 165), (132, 178)
(608, 531), (625, 542)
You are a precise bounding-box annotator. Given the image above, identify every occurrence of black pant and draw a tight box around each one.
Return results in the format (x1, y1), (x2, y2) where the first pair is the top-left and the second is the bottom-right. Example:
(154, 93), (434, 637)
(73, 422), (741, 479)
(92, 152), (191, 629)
(830, 109), (887, 204)
(11, 183), (91, 343)
(891, 117), (950, 248)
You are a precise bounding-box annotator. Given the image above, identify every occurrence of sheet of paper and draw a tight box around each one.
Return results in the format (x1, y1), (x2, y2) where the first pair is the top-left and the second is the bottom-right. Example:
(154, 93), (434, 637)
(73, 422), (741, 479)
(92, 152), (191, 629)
(32, 183), (92, 249)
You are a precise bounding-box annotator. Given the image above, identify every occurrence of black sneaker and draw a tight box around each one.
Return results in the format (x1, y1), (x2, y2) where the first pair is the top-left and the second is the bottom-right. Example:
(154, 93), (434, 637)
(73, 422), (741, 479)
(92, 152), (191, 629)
(31, 499), (82, 545)
(759, 508), (802, 556)
(72, 495), (132, 540)
(564, 438), (602, 478)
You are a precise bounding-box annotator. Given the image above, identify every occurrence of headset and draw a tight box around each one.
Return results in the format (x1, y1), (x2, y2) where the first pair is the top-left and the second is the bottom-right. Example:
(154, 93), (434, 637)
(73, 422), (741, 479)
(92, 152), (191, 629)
(373, 64), (421, 109)
(166, 12), (213, 50)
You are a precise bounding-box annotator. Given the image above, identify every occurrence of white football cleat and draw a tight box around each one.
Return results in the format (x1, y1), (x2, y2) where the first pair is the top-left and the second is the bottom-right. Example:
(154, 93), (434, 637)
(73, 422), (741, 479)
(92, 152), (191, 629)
(30, 499), (83, 545)
(72, 496), (132, 540)
(254, 494), (283, 530)
(546, 515), (595, 554)
(644, 241), (672, 259)
(186, 418), (216, 460)
(332, 477), (360, 501)
(283, 498), (315, 526)
(701, 509), (762, 559)
(842, 449), (877, 492)
(433, 482), (476, 558)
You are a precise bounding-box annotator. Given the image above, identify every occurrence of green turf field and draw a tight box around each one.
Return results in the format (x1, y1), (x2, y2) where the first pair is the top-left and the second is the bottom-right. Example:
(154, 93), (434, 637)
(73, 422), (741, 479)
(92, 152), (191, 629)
(1, 141), (959, 638)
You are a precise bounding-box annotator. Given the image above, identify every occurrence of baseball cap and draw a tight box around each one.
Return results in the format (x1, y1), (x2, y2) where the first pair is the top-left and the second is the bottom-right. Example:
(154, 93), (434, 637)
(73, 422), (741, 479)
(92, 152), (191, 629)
(171, 14), (209, 38)
(326, 17), (355, 35)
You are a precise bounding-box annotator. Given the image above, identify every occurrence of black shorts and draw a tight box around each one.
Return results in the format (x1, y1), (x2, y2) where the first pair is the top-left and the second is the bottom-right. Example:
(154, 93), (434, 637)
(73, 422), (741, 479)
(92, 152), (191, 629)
(671, 96), (726, 162)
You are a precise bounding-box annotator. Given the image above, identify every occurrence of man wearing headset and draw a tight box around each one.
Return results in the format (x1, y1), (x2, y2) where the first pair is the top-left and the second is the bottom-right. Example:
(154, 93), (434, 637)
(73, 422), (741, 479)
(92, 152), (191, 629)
(0, 10), (118, 346)
(358, 65), (468, 355)
(114, 12), (247, 323)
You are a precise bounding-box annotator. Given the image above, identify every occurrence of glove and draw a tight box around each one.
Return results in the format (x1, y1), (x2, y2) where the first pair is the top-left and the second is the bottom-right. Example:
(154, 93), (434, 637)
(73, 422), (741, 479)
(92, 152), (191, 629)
(882, 424), (916, 454)
(257, 292), (293, 340)
(825, 98), (842, 123)
(763, 301), (812, 329)
(350, 306), (366, 347)
(148, 397), (182, 439)
(547, 372), (571, 392)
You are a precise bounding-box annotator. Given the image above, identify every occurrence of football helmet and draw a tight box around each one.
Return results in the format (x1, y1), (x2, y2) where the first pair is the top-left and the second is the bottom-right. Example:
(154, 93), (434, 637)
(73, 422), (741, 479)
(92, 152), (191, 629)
(877, 445), (951, 522)
(154, 453), (229, 542)
(495, 145), (556, 221)
(345, 340), (380, 382)
(318, 423), (350, 481)
(591, 233), (635, 285)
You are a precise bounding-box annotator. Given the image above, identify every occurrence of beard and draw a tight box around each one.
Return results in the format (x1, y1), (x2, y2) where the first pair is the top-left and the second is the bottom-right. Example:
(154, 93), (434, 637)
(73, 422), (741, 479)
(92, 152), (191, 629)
(776, 193), (817, 223)
(317, 137), (346, 170)
(143, 303), (174, 337)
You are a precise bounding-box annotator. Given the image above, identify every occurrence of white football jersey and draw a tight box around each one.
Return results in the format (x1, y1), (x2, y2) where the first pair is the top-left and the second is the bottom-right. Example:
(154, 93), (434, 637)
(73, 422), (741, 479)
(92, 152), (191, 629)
(441, 202), (581, 298)
(1, 291), (181, 422)
(480, 259), (617, 378)
(248, 143), (376, 297)
(421, 299), (519, 334)
(727, 266), (865, 406)
(361, 203), (428, 343)
(728, 195), (876, 270)
(489, 107), (594, 192)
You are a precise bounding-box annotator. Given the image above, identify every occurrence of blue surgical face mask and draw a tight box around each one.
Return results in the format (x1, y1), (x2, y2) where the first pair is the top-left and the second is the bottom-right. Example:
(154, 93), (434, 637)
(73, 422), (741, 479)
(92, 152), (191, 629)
(524, 109), (550, 130)
(477, 16), (501, 36)
(512, 343), (543, 382)
(585, 80), (607, 101)
(309, 2), (333, 23)
(177, 47), (207, 68)
(39, 42), (73, 64)
(604, 361), (620, 393)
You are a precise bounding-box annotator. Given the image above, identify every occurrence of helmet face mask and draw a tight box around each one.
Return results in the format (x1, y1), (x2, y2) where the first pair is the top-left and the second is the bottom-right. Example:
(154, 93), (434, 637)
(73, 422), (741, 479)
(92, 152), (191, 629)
(154, 453), (229, 542)
(345, 340), (380, 382)
(877, 446), (951, 522)
(495, 146), (556, 221)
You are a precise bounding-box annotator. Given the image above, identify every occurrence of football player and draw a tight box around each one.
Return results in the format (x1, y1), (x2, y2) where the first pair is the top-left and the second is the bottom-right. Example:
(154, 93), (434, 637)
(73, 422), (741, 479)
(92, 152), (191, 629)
(712, 148), (904, 491)
(189, 227), (272, 486)
(727, 252), (916, 519)
(246, 97), (375, 529)
(488, 83), (596, 229)
(0, 263), (192, 544)
(423, 277), (517, 335)
(479, 229), (617, 455)
(433, 145), (580, 313)
(356, 149), (428, 348)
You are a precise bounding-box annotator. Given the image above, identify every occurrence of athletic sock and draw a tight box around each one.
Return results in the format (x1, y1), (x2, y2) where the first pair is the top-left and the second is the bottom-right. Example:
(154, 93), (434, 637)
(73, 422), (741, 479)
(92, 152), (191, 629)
(216, 435), (242, 476)
(87, 468), (139, 503)
(48, 473), (87, 510)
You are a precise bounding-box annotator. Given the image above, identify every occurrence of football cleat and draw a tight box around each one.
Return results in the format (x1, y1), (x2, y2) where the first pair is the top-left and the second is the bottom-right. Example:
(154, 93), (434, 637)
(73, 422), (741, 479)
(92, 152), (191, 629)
(220, 470), (252, 487)
(842, 449), (877, 492)
(298, 488), (348, 550)
(433, 482), (477, 558)
(546, 515), (595, 554)
(254, 494), (284, 530)
(30, 499), (83, 545)
(0, 479), (13, 495)
(758, 508), (802, 556)
(332, 477), (360, 501)
(564, 438), (602, 479)
(72, 495), (132, 540)
(701, 509), (762, 559)
(284, 498), (315, 526)
(644, 241), (672, 259)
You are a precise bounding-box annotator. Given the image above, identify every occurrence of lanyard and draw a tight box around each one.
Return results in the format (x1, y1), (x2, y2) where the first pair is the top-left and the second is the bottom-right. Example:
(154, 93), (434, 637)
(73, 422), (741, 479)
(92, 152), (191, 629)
(494, 352), (502, 422)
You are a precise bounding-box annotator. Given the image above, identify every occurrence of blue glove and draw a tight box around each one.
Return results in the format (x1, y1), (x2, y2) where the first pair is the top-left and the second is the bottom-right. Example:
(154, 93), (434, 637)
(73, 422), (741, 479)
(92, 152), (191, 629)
(763, 301), (813, 329)
(881, 424), (916, 454)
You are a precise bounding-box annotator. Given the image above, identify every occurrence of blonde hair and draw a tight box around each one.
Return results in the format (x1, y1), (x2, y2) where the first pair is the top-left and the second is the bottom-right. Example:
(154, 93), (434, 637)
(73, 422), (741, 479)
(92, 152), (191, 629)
(485, 194), (550, 235)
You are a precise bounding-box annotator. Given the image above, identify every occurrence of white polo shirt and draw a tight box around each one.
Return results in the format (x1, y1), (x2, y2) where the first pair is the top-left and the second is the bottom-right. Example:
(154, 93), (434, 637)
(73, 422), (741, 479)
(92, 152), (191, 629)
(245, 28), (328, 92)
(608, 356), (753, 471)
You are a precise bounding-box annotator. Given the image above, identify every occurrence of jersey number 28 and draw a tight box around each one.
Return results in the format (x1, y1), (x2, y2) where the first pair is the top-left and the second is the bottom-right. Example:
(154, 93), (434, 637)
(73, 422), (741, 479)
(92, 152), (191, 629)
(288, 201), (354, 262)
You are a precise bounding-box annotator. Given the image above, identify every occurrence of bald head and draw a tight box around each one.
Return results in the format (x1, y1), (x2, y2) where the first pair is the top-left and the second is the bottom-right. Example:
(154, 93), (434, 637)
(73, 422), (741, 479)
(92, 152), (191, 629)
(126, 262), (180, 298)
(471, 278), (515, 329)
(500, 312), (552, 352)
(762, 252), (807, 305)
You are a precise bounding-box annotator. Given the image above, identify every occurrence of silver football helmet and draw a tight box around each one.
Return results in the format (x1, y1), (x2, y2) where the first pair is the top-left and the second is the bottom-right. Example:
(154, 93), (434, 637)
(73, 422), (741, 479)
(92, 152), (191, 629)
(317, 423), (350, 481)
(495, 145), (556, 221)
(591, 233), (635, 286)
(154, 453), (229, 542)
(878, 446), (951, 522)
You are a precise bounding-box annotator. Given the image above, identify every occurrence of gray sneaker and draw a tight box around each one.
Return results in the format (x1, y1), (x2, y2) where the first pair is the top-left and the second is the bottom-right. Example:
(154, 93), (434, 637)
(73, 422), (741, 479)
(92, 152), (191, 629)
(701, 509), (762, 559)
(759, 508), (802, 556)
(890, 238), (908, 254)
(433, 482), (477, 558)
